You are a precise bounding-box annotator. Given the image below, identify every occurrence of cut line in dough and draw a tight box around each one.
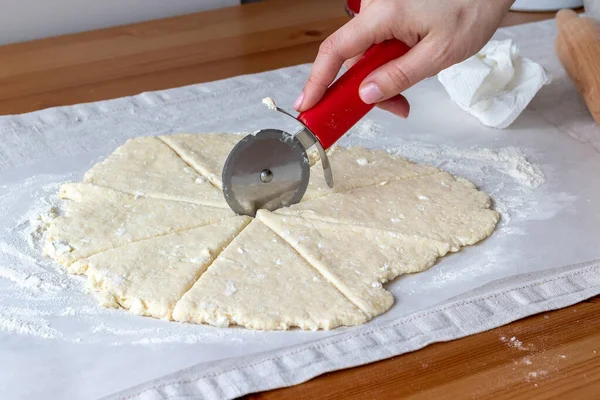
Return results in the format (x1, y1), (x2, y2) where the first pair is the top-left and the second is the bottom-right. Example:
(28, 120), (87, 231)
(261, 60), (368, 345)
(45, 183), (234, 271)
(84, 136), (227, 207)
(160, 133), (321, 191)
(159, 133), (246, 190)
(172, 219), (367, 330)
(303, 145), (439, 201)
(276, 172), (500, 251)
(82, 216), (251, 319)
(258, 211), (451, 317)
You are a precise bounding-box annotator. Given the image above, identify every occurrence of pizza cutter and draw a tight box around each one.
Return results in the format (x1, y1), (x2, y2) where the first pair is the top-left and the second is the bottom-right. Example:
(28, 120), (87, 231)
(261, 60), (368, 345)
(222, 40), (410, 216)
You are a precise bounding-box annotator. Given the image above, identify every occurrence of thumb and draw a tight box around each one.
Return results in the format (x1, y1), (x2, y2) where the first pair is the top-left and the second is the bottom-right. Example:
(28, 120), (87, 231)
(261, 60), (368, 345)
(359, 37), (444, 104)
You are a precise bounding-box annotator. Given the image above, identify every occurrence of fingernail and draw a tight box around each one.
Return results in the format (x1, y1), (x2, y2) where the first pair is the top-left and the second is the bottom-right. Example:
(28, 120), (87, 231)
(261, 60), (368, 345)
(359, 82), (384, 104)
(293, 92), (304, 110)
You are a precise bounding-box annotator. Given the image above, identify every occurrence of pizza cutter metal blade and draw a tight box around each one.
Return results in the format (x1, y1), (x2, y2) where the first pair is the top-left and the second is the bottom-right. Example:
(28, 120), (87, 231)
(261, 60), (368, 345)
(222, 40), (410, 216)
(222, 129), (311, 216)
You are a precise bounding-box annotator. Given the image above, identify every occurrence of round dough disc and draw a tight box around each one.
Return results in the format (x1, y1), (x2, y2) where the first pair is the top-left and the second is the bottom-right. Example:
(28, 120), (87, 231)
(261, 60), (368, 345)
(45, 134), (499, 330)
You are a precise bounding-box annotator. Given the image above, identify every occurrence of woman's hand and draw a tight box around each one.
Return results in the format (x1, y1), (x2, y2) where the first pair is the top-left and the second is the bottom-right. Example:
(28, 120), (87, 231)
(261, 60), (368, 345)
(293, 0), (514, 117)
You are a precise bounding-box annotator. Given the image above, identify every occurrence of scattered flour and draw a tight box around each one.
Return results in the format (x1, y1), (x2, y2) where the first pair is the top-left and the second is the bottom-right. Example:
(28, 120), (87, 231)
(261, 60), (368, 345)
(386, 142), (545, 188)
(521, 357), (533, 365)
(500, 335), (534, 351)
(343, 118), (558, 226)
(224, 280), (238, 296)
(0, 307), (63, 339)
(347, 119), (382, 140)
(384, 141), (548, 224)
(526, 370), (548, 381)
(0, 173), (259, 346)
(50, 240), (72, 255)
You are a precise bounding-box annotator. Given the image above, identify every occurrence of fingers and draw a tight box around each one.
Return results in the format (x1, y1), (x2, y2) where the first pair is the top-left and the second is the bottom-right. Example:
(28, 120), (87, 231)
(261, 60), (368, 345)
(343, 55), (411, 118)
(294, 16), (377, 111)
(359, 36), (443, 104)
(317, 52), (411, 118)
(344, 53), (363, 70)
(376, 94), (410, 118)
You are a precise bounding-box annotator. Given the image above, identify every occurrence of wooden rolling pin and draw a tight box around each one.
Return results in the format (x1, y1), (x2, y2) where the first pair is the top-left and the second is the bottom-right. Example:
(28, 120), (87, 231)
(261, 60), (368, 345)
(556, 9), (600, 125)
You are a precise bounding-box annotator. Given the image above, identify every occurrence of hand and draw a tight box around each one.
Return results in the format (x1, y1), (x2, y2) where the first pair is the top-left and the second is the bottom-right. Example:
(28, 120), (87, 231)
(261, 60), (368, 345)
(293, 0), (514, 117)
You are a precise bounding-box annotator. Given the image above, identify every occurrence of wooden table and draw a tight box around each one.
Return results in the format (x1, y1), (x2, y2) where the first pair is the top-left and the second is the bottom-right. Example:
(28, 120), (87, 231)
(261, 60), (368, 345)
(1, 1), (598, 398)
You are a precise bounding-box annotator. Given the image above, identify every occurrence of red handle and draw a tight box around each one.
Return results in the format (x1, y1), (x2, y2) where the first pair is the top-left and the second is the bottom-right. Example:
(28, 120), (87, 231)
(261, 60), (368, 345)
(298, 40), (410, 150)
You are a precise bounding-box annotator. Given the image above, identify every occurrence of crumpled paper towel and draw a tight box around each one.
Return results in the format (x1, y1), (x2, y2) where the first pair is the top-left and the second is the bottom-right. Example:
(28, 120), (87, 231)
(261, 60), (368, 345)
(438, 39), (551, 129)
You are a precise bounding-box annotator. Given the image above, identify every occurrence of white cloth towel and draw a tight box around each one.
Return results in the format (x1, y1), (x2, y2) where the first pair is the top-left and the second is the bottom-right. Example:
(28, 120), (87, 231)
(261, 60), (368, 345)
(438, 39), (552, 129)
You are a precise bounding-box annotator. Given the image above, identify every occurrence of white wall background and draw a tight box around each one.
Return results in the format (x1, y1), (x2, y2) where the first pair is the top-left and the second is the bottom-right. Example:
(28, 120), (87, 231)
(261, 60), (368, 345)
(0, 0), (240, 46)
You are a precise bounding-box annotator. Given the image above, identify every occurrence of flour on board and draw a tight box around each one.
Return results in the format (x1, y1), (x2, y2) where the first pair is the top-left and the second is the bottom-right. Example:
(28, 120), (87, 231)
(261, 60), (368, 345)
(0, 174), (259, 345)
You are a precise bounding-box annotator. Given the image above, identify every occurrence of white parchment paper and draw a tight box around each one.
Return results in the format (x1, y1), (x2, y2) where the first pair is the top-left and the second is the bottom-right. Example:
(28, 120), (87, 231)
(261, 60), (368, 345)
(0, 19), (599, 400)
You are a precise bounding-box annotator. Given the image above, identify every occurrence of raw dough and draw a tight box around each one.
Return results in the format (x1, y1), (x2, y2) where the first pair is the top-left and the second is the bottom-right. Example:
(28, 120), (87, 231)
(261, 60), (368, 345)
(45, 133), (499, 330)
(84, 136), (226, 207)
(257, 211), (450, 317)
(159, 133), (245, 190)
(275, 172), (499, 251)
(44, 183), (234, 271)
(172, 219), (367, 330)
(82, 217), (250, 319)
(304, 145), (439, 201)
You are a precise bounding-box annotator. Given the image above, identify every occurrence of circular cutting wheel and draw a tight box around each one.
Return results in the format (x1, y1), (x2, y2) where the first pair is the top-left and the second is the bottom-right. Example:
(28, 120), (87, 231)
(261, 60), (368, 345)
(222, 129), (310, 216)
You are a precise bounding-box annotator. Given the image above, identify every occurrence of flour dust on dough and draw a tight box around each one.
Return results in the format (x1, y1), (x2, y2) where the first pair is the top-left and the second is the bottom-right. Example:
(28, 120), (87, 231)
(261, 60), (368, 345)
(84, 136), (226, 207)
(44, 133), (499, 330)
(44, 183), (234, 272)
(159, 133), (245, 190)
(303, 145), (439, 201)
(276, 172), (499, 252)
(257, 211), (451, 317)
(172, 219), (367, 330)
(82, 216), (250, 319)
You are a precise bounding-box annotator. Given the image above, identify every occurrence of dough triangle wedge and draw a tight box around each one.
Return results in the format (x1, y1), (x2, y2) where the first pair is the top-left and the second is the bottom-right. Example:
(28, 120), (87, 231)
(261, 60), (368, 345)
(159, 133), (245, 190)
(258, 210), (450, 318)
(84, 136), (226, 207)
(276, 172), (500, 251)
(80, 216), (251, 320)
(303, 146), (439, 201)
(44, 183), (234, 271)
(172, 219), (367, 330)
